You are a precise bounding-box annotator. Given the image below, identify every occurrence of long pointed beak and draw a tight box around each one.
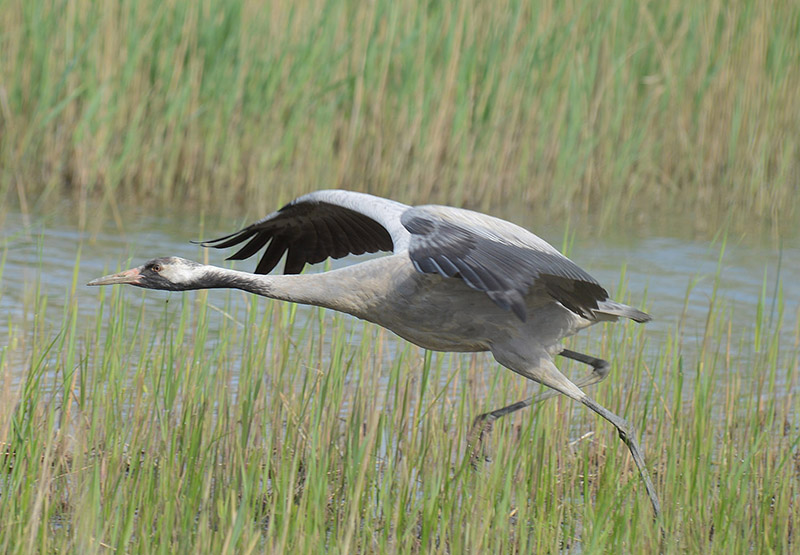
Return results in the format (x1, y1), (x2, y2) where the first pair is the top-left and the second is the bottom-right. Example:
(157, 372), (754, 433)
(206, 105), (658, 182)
(87, 267), (142, 286)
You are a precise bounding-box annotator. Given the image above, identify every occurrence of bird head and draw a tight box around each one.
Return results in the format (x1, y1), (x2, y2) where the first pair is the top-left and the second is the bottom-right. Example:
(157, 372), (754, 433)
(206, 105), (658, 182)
(87, 256), (205, 291)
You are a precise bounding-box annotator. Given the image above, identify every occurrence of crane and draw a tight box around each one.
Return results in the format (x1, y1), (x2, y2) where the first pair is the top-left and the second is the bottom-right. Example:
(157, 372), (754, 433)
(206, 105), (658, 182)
(88, 189), (660, 516)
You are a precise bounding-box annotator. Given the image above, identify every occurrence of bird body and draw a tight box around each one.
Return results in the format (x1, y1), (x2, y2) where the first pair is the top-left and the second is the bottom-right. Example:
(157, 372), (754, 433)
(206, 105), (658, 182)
(88, 190), (660, 516)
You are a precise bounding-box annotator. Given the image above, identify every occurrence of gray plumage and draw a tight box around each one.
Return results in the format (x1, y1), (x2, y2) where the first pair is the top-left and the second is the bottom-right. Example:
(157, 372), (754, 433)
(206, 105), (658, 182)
(88, 189), (660, 517)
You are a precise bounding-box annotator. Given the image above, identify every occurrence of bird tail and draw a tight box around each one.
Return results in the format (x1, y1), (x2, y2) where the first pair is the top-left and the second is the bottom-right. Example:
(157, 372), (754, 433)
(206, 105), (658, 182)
(594, 300), (651, 323)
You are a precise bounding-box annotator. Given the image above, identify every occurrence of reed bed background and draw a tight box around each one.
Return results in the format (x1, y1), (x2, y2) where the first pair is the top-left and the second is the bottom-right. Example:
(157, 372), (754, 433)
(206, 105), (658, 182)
(2, 0), (800, 551)
(1, 0), (799, 231)
(0, 249), (797, 552)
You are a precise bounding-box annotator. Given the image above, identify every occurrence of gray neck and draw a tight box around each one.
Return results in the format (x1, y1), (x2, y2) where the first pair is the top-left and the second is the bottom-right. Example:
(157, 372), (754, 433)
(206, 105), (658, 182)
(197, 265), (373, 317)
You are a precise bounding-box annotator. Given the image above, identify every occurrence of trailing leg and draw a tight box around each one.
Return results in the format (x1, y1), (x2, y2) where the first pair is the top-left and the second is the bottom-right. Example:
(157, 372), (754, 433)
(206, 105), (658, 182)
(580, 395), (661, 517)
(471, 348), (660, 517)
(468, 349), (610, 461)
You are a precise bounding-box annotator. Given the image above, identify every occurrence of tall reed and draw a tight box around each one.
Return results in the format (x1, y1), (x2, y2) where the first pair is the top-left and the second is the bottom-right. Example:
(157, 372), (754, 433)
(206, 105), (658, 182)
(1, 0), (798, 231)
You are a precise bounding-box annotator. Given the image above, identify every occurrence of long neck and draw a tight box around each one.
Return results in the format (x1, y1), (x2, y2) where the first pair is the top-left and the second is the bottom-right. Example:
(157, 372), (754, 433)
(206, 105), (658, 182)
(196, 265), (375, 317)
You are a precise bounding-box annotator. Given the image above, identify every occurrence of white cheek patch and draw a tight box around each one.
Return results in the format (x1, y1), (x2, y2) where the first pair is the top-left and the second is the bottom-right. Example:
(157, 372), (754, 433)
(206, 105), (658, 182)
(160, 265), (196, 285)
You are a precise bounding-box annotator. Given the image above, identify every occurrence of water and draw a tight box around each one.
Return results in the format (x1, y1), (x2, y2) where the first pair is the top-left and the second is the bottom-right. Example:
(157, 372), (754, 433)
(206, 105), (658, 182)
(2, 204), (798, 395)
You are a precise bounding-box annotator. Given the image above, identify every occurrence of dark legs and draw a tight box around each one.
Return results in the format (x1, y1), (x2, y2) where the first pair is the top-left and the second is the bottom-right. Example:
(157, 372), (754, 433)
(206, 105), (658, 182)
(580, 396), (661, 516)
(469, 349), (610, 456)
(468, 348), (661, 517)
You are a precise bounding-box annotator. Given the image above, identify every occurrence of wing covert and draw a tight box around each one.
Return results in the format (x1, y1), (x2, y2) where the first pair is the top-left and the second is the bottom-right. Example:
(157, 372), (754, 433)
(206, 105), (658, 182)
(402, 205), (609, 321)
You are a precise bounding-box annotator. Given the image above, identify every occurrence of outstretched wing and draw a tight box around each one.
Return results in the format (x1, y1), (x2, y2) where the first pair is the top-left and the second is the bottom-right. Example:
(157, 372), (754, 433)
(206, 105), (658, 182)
(199, 190), (411, 275)
(401, 205), (608, 321)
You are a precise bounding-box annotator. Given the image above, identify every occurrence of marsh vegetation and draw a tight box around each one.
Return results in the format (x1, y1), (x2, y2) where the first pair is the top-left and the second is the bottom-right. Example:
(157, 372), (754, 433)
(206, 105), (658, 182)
(1, 0), (798, 551)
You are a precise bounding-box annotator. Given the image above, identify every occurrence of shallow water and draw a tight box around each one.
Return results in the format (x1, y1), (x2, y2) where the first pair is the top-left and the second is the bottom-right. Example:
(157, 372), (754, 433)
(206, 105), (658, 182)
(1, 203), (798, 396)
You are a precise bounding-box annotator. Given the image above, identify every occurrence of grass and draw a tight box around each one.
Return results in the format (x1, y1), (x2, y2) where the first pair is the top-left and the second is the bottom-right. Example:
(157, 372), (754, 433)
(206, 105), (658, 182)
(1, 0), (799, 550)
(1, 0), (799, 232)
(0, 249), (797, 552)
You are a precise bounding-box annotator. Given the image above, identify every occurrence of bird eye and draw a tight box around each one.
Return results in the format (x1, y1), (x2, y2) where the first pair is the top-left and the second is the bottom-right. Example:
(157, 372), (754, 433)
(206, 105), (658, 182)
(151, 264), (162, 272)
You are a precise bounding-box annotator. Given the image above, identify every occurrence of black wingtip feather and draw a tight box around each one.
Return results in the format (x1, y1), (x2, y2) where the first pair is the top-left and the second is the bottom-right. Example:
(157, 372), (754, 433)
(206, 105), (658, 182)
(228, 233), (271, 261)
(284, 246), (306, 275)
(201, 230), (260, 250)
(254, 237), (288, 274)
(191, 230), (245, 247)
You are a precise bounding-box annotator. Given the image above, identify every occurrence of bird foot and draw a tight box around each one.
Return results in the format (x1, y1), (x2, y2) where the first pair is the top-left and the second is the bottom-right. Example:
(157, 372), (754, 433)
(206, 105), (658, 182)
(467, 413), (497, 468)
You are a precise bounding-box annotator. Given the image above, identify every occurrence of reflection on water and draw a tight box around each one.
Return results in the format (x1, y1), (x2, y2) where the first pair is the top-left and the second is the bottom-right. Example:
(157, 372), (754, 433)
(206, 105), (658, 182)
(1, 204), (798, 395)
